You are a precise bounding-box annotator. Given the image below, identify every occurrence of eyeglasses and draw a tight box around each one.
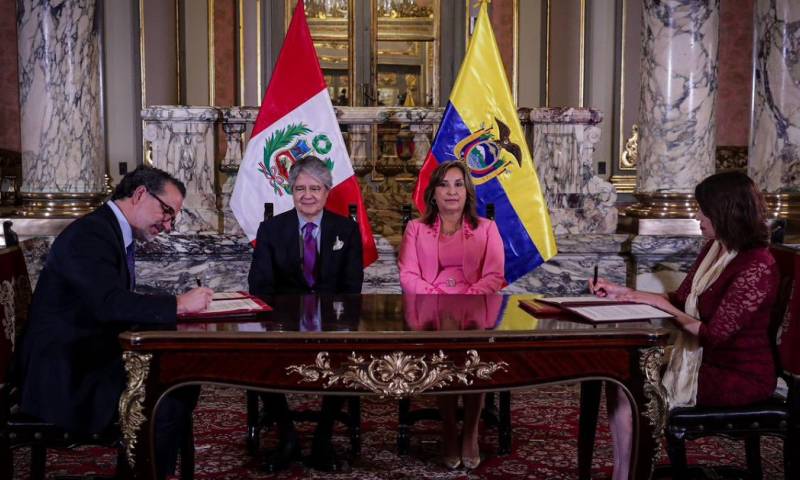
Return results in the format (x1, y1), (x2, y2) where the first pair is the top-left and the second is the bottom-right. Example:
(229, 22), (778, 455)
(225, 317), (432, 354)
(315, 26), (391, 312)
(292, 185), (325, 194)
(147, 190), (179, 228)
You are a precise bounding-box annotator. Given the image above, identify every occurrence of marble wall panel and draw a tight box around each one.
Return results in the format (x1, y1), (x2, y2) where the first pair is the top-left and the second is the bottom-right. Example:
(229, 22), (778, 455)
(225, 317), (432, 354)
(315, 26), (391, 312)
(142, 107), (220, 232)
(21, 231), (635, 295)
(631, 235), (705, 293)
(532, 123), (617, 234)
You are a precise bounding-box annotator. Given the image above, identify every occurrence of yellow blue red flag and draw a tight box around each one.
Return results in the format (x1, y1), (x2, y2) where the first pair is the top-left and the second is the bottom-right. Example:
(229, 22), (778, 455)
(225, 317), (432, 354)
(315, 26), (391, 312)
(412, 0), (557, 282)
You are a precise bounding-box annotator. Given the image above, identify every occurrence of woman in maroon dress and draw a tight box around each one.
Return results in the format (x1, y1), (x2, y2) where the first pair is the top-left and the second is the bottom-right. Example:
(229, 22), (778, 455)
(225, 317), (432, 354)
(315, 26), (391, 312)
(591, 171), (779, 479)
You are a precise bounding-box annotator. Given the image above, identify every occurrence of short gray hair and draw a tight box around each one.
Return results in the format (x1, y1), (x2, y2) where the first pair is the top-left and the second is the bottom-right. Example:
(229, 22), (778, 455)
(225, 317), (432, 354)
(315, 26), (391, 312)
(288, 156), (333, 189)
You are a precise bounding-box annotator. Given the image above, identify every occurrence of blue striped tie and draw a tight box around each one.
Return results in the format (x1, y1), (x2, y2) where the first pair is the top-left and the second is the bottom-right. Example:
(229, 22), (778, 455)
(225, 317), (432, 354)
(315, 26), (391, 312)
(125, 243), (136, 290)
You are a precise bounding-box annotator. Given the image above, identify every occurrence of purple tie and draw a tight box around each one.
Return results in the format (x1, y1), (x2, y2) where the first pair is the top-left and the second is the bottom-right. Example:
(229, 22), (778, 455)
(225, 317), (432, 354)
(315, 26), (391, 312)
(125, 243), (136, 290)
(302, 222), (317, 288)
(301, 294), (319, 332)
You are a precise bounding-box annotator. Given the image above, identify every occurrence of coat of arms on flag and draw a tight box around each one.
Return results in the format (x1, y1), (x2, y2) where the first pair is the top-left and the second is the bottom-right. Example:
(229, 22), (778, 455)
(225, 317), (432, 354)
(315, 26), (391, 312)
(257, 124), (335, 196)
(230, 0), (378, 267)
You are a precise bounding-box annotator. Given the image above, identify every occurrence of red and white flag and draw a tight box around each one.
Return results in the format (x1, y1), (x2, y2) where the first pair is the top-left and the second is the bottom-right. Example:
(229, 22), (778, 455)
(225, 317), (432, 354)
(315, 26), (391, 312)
(231, 0), (377, 267)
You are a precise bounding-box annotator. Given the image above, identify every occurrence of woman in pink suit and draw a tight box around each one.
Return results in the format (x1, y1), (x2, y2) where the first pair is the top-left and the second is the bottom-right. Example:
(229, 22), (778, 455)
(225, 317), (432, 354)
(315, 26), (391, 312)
(398, 161), (505, 470)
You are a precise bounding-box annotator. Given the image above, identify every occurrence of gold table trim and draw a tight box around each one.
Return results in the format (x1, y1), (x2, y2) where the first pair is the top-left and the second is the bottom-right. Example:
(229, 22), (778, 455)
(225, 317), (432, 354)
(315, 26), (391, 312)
(287, 350), (508, 398)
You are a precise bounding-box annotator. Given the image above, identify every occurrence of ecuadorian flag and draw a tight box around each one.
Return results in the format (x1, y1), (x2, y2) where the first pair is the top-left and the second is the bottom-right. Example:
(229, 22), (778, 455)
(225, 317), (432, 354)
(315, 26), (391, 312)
(412, 0), (557, 283)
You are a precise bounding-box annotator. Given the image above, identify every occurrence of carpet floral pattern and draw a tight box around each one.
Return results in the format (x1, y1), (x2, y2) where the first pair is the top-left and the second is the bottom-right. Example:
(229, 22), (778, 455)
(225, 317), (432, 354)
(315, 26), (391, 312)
(11, 384), (785, 479)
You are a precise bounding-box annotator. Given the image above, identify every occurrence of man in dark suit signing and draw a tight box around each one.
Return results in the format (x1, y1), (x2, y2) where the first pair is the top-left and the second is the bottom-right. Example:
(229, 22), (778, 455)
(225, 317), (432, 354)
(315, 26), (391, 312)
(248, 155), (363, 472)
(17, 165), (214, 479)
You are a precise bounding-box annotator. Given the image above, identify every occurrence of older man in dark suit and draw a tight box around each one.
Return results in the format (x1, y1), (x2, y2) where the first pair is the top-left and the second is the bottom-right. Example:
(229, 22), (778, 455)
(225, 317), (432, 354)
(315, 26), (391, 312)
(17, 165), (214, 479)
(248, 155), (363, 472)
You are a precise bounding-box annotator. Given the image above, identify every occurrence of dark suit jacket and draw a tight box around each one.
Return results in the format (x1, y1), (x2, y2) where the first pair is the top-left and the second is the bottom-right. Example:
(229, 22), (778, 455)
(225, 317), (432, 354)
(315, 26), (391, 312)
(17, 204), (176, 434)
(248, 209), (363, 295)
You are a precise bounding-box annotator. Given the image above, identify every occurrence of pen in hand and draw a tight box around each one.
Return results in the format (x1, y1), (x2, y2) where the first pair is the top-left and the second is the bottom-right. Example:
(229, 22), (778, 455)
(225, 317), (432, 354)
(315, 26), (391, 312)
(591, 264), (607, 297)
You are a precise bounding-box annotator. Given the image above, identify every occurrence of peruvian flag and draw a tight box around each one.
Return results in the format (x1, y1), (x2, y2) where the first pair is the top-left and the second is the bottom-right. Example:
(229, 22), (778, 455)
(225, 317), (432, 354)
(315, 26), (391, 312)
(231, 0), (377, 267)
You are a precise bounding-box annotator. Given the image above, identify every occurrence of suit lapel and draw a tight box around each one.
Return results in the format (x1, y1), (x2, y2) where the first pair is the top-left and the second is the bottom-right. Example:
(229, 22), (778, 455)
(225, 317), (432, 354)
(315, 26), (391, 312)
(420, 218), (440, 283)
(462, 220), (480, 284)
(284, 210), (306, 288)
(318, 210), (334, 283)
(98, 204), (132, 289)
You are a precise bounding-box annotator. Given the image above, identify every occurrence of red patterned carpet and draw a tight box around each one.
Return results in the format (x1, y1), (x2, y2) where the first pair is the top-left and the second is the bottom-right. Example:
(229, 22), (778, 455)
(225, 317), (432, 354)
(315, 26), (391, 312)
(11, 384), (786, 479)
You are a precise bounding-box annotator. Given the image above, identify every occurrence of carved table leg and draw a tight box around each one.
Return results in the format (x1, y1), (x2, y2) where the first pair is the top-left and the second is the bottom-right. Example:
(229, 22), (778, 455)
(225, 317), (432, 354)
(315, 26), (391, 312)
(629, 347), (667, 480)
(119, 351), (158, 479)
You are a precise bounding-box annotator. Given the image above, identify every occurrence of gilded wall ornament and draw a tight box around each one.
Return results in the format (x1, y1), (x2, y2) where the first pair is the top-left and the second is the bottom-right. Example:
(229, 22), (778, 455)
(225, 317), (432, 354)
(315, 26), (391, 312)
(287, 349), (508, 398)
(620, 124), (639, 169)
(119, 352), (153, 468)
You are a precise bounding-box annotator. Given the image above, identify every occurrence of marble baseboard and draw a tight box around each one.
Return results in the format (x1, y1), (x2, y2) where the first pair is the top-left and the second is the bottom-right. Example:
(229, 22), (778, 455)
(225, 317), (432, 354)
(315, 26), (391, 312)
(17, 232), (714, 298)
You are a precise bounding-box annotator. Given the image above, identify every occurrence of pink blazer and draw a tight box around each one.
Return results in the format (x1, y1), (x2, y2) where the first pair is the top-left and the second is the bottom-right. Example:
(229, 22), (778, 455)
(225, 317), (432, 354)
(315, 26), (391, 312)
(398, 217), (505, 294)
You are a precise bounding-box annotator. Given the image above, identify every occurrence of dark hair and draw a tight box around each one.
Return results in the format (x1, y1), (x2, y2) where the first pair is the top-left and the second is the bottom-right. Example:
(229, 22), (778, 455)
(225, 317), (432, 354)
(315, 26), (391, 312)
(111, 165), (186, 200)
(420, 161), (479, 229)
(694, 171), (768, 251)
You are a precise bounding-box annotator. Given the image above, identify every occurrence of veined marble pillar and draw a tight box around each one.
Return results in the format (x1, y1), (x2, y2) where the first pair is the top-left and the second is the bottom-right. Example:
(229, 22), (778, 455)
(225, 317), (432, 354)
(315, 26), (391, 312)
(627, 0), (719, 230)
(16, 0), (107, 216)
(750, 0), (800, 224)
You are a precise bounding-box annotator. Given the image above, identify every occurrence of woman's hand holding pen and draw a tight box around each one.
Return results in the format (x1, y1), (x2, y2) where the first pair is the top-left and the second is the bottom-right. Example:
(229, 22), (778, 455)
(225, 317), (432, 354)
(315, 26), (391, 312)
(589, 277), (632, 299)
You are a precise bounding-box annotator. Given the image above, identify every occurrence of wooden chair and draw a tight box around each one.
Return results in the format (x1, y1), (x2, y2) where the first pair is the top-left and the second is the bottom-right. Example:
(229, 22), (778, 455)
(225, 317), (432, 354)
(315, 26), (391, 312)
(0, 222), (194, 480)
(396, 203), (513, 455)
(245, 203), (362, 456)
(577, 243), (800, 479)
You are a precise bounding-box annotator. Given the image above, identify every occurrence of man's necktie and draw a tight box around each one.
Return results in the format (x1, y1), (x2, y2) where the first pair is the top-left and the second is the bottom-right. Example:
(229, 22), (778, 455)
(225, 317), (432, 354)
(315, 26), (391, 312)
(125, 243), (136, 290)
(302, 222), (317, 288)
(301, 294), (320, 332)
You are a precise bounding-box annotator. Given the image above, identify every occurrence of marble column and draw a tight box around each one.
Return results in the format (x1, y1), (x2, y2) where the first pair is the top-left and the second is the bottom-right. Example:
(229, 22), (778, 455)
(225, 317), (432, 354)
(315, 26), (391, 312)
(749, 0), (800, 223)
(16, 0), (107, 216)
(629, 0), (719, 224)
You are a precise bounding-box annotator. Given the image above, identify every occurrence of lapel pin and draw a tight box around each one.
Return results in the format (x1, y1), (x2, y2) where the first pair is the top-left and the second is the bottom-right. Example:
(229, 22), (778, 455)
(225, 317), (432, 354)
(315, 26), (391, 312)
(333, 236), (344, 251)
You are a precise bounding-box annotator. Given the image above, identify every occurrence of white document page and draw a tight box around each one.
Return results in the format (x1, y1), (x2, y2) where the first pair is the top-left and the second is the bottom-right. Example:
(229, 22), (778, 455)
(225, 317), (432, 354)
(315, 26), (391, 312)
(201, 298), (263, 314)
(540, 296), (620, 305)
(211, 292), (249, 300)
(570, 304), (673, 322)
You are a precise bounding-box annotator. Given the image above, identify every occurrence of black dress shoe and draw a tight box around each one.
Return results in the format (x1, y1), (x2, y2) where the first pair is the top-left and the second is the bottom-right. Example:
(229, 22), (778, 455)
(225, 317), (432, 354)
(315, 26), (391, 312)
(307, 447), (350, 473)
(263, 435), (301, 473)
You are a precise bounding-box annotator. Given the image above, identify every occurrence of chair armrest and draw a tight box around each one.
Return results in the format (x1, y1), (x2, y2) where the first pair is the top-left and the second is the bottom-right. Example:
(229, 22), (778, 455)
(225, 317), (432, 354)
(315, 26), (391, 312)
(783, 370), (800, 423)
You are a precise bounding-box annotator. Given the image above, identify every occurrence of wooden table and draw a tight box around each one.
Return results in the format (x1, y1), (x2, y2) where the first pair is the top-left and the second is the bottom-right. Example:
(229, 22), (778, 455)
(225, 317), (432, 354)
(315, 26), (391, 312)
(117, 294), (671, 479)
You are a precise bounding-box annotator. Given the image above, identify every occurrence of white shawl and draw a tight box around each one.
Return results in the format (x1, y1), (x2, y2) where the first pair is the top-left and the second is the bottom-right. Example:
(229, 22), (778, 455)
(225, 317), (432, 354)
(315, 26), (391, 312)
(662, 240), (738, 408)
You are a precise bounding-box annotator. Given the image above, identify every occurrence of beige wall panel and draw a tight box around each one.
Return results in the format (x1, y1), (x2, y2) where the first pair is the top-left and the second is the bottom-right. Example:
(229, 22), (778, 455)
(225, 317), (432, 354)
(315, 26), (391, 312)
(105, 0), (141, 181)
(518, 0), (543, 108)
(182, 0), (210, 105)
(586, 0), (616, 173)
(143, 0), (178, 106)
(548, 0), (581, 107)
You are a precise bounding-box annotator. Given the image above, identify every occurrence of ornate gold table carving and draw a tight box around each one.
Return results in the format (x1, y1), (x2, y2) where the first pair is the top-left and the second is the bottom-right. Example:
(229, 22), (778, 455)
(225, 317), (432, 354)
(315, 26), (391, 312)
(119, 351), (153, 468)
(639, 346), (668, 468)
(287, 349), (508, 398)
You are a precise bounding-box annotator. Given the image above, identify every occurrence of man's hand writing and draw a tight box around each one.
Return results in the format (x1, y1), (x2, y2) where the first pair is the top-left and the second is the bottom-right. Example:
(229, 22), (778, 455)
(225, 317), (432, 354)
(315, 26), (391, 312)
(177, 287), (214, 314)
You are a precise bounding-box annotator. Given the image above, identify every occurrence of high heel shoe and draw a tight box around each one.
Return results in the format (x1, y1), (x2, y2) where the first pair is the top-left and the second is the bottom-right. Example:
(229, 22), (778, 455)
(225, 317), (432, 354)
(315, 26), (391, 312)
(461, 438), (481, 470)
(462, 453), (481, 470)
(443, 456), (462, 470)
